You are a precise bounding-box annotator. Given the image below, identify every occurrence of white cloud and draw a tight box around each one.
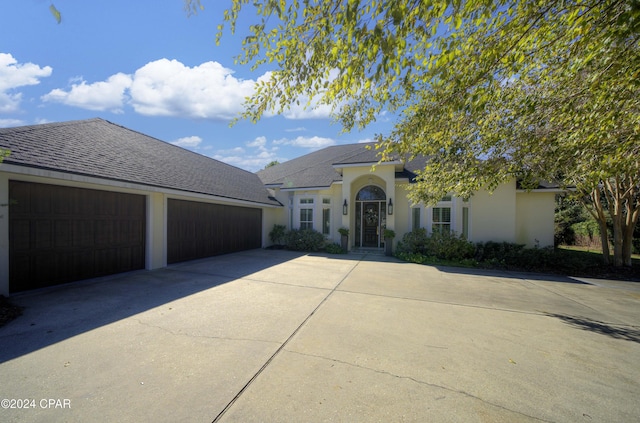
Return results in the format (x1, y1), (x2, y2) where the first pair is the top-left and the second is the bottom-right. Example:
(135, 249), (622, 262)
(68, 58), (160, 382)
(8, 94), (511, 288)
(171, 135), (202, 148)
(247, 136), (267, 148)
(0, 118), (26, 128)
(280, 100), (334, 120)
(273, 135), (336, 149)
(213, 136), (284, 172)
(129, 59), (255, 120)
(285, 127), (307, 132)
(37, 57), (339, 122)
(42, 73), (132, 113)
(0, 53), (52, 113)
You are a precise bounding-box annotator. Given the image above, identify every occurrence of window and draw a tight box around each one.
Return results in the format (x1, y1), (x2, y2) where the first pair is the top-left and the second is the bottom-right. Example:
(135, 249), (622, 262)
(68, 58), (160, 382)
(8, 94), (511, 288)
(300, 208), (313, 230)
(289, 197), (294, 229)
(462, 207), (469, 239)
(299, 198), (314, 230)
(412, 207), (421, 230)
(322, 198), (331, 235)
(356, 185), (386, 201)
(432, 207), (451, 233)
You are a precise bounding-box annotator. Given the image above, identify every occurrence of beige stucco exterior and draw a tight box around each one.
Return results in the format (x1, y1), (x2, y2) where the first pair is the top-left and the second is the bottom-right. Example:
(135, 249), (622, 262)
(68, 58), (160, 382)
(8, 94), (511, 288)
(516, 191), (557, 248)
(1, 155), (557, 296)
(264, 168), (557, 253)
(469, 181), (517, 244)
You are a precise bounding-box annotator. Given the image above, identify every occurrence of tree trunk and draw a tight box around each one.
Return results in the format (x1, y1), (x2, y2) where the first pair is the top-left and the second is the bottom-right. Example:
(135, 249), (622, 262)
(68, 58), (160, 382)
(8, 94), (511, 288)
(612, 216), (624, 267)
(597, 218), (611, 265)
(622, 200), (640, 267)
(603, 179), (623, 267)
(587, 188), (611, 265)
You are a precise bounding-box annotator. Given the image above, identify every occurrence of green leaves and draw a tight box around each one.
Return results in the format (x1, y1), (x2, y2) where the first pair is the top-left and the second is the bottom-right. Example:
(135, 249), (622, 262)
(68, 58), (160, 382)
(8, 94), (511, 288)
(210, 0), (639, 263)
(49, 3), (61, 24)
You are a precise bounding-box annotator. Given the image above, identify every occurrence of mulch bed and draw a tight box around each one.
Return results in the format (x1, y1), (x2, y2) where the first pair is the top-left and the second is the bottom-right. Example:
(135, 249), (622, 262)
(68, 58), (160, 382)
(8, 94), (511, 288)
(0, 295), (24, 328)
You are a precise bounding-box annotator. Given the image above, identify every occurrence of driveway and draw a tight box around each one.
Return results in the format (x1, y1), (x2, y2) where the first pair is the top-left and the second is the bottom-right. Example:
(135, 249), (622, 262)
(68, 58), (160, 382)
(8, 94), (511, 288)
(1, 249), (639, 422)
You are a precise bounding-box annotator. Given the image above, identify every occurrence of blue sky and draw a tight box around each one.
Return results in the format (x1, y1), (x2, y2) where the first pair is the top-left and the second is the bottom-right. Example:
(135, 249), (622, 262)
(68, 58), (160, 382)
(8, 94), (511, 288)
(0, 1), (392, 171)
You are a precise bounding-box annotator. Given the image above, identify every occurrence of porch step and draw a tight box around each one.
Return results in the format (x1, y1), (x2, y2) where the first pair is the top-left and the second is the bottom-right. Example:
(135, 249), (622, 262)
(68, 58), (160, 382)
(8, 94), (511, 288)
(350, 248), (386, 256)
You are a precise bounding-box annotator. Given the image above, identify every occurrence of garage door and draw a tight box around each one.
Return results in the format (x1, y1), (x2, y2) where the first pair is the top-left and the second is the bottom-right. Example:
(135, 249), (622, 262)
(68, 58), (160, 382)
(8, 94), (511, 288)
(167, 199), (262, 264)
(9, 181), (146, 293)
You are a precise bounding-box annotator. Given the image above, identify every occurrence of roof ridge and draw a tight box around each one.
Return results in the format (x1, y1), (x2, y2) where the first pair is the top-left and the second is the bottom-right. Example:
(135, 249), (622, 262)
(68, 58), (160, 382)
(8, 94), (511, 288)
(0, 117), (104, 133)
(259, 143), (366, 177)
(331, 142), (381, 164)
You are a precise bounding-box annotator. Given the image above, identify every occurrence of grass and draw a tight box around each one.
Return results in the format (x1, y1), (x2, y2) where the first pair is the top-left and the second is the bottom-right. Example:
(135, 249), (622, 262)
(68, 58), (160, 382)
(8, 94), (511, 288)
(559, 244), (640, 260)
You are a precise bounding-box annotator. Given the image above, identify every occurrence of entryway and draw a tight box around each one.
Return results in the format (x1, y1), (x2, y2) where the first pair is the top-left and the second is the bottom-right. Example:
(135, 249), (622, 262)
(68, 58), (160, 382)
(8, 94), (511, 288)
(355, 185), (387, 248)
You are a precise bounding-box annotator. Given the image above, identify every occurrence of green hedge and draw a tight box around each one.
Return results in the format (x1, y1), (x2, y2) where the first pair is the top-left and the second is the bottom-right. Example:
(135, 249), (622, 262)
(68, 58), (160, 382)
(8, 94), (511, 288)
(285, 228), (325, 251)
(396, 228), (475, 261)
(396, 230), (565, 272)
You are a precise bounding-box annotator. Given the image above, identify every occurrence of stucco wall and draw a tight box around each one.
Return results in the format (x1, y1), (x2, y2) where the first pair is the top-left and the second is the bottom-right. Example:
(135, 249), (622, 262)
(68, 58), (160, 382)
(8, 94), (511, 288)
(262, 205), (285, 247)
(470, 181), (517, 244)
(395, 182), (412, 241)
(147, 192), (166, 269)
(515, 191), (556, 247)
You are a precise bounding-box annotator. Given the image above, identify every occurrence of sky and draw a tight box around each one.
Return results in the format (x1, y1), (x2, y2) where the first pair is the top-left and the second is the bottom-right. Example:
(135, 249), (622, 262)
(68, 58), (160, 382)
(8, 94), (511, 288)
(0, 1), (393, 172)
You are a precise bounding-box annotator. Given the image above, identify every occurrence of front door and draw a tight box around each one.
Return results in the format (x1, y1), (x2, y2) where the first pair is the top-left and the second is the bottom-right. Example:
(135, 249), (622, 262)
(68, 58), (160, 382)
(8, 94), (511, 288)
(362, 202), (379, 247)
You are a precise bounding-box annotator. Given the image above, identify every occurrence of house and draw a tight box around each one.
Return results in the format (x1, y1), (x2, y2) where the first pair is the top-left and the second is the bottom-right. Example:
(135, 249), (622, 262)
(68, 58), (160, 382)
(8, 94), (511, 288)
(257, 143), (559, 251)
(0, 118), (281, 295)
(0, 118), (558, 295)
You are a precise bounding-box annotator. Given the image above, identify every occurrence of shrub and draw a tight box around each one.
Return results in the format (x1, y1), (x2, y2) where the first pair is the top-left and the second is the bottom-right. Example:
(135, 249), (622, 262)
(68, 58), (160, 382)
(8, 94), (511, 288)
(396, 229), (475, 261)
(286, 228), (325, 251)
(325, 243), (347, 254)
(510, 246), (556, 271)
(571, 220), (601, 247)
(395, 251), (430, 264)
(475, 241), (525, 263)
(269, 224), (287, 246)
(396, 228), (430, 255)
(425, 230), (476, 261)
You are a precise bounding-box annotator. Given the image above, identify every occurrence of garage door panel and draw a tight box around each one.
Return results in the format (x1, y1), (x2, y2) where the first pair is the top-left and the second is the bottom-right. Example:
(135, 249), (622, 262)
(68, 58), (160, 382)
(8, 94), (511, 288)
(9, 181), (146, 293)
(34, 220), (53, 249)
(54, 220), (73, 248)
(11, 220), (31, 250)
(73, 220), (95, 247)
(95, 220), (115, 246)
(168, 199), (261, 264)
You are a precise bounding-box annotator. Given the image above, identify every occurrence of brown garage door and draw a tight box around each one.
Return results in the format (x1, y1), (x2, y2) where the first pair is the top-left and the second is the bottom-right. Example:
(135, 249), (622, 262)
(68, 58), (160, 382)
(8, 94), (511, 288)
(167, 199), (262, 264)
(9, 181), (146, 293)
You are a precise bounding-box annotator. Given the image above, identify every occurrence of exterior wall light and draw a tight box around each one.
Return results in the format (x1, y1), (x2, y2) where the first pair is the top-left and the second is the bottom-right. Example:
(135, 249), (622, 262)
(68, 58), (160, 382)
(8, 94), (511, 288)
(388, 198), (393, 215)
(343, 199), (348, 215)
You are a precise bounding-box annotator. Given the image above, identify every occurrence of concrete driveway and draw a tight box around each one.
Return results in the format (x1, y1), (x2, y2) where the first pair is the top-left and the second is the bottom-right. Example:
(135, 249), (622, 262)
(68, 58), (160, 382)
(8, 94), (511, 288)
(1, 249), (639, 422)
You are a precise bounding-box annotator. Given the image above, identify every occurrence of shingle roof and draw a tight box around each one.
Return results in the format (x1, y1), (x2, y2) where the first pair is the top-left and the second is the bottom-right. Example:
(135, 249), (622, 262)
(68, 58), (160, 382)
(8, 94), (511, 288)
(257, 143), (424, 189)
(0, 118), (280, 206)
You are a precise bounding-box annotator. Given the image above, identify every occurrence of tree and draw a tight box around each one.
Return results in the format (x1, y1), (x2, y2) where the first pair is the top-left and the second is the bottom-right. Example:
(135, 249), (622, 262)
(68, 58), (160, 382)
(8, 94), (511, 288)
(264, 160), (280, 168)
(196, 0), (639, 266)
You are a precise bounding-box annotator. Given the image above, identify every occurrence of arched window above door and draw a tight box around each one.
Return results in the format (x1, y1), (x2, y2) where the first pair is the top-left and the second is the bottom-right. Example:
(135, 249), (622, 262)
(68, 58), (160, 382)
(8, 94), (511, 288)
(355, 185), (386, 201)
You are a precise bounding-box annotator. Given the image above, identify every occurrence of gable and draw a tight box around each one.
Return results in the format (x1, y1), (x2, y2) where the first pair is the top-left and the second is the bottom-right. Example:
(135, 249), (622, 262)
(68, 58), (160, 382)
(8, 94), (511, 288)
(257, 143), (426, 189)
